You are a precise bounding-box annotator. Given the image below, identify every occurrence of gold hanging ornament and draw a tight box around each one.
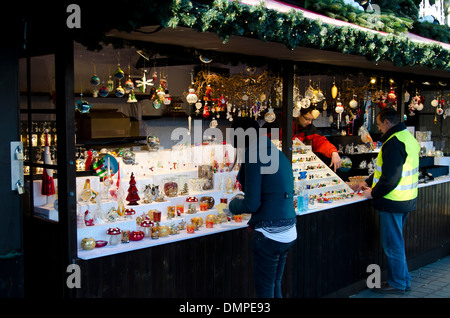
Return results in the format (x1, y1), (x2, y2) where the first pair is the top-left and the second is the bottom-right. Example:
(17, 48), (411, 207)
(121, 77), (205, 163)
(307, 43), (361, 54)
(331, 78), (338, 99)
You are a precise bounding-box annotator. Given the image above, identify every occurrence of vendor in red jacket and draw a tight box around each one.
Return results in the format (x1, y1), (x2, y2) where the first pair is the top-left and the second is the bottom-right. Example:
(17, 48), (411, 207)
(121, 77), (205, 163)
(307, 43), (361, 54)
(294, 107), (342, 171)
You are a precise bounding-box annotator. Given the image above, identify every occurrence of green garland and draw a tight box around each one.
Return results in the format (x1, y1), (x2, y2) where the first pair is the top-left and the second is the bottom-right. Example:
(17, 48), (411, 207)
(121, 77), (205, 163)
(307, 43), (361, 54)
(302, 0), (414, 34)
(161, 0), (450, 71)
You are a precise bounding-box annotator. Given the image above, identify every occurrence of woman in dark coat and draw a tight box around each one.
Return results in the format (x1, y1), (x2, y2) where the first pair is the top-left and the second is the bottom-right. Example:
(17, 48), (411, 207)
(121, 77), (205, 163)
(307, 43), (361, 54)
(228, 117), (297, 298)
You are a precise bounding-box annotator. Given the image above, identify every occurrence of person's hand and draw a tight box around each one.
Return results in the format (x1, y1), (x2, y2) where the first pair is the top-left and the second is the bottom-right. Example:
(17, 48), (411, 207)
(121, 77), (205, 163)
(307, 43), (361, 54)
(350, 181), (368, 192)
(330, 152), (342, 172)
(362, 186), (373, 199)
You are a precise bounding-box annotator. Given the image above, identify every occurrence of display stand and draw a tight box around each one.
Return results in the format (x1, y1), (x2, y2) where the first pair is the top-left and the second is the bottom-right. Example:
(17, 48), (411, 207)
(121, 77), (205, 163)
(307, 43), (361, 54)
(32, 144), (248, 259)
(291, 139), (356, 213)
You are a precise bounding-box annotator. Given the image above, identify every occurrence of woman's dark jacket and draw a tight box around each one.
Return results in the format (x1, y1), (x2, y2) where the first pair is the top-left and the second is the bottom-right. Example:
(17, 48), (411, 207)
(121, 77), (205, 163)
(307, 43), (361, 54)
(229, 136), (296, 229)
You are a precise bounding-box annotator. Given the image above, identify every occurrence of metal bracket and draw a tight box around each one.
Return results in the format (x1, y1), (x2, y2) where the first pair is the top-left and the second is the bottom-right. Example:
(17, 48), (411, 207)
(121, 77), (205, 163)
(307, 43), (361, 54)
(10, 141), (24, 194)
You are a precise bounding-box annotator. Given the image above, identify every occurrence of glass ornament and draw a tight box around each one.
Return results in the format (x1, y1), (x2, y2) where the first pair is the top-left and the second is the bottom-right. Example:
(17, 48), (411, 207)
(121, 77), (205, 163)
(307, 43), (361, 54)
(331, 84), (338, 99)
(127, 91), (137, 103)
(153, 100), (161, 109)
(75, 99), (92, 114)
(146, 134), (160, 151)
(305, 86), (314, 99)
(311, 109), (320, 119)
(349, 98), (358, 108)
(186, 88), (198, 104)
(339, 156), (352, 173)
(90, 75), (100, 86)
(98, 86), (109, 97)
(264, 107), (276, 123)
(114, 67), (124, 80)
(124, 76), (134, 91)
(163, 91), (171, 105)
(107, 75), (114, 92)
(115, 85), (125, 98)
(314, 89), (324, 102)
(209, 117), (218, 128)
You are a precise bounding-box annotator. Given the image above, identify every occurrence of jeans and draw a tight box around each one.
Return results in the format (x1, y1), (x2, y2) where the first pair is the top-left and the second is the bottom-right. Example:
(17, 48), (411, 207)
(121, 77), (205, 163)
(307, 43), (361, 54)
(250, 231), (295, 298)
(379, 211), (411, 290)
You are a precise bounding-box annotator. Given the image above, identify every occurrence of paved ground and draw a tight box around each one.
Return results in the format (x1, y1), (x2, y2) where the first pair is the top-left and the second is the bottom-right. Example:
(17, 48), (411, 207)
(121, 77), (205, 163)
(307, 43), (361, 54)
(351, 255), (450, 298)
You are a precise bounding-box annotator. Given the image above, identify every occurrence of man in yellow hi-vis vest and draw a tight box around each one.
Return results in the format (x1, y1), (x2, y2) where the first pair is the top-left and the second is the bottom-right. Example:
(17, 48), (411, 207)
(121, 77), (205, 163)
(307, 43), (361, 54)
(352, 108), (420, 294)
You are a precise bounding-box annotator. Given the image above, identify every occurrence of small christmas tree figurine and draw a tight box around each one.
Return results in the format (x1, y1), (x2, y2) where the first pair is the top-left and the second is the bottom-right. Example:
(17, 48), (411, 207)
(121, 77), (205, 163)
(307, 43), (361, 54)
(126, 172), (140, 205)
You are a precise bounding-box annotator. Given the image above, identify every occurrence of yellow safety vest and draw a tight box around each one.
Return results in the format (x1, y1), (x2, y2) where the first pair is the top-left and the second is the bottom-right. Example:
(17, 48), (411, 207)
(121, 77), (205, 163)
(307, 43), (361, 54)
(372, 129), (420, 201)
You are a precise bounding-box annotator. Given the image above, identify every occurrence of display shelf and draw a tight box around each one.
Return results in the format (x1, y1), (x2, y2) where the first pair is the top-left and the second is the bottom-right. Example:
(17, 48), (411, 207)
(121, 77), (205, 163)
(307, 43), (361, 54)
(77, 219), (248, 260)
(291, 141), (355, 212)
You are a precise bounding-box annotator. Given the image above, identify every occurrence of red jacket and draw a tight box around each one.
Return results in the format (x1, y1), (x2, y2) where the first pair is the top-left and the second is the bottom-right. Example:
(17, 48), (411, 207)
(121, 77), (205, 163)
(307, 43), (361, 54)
(286, 122), (337, 158)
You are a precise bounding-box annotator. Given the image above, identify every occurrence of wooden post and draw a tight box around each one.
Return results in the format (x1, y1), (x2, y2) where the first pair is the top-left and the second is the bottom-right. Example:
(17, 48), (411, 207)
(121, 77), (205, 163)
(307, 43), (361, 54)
(282, 61), (294, 163)
(54, 37), (77, 297)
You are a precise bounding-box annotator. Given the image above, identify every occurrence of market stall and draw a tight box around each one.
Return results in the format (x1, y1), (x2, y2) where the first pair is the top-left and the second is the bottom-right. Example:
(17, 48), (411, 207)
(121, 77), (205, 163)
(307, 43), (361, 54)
(14, 0), (450, 298)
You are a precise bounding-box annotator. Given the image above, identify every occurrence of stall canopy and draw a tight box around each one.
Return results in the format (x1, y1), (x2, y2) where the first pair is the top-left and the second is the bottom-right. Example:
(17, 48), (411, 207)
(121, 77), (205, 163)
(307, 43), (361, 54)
(15, 0), (450, 79)
(57, 0), (449, 80)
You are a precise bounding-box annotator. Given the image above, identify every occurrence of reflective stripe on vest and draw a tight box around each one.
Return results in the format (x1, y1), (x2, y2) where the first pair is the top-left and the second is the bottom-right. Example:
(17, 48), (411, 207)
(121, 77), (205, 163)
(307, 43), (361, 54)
(372, 129), (420, 201)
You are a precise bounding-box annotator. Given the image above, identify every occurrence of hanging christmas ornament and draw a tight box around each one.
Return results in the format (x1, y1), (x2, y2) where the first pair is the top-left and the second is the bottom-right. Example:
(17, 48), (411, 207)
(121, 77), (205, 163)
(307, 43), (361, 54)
(311, 108), (320, 119)
(305, 85), (314, 100)
(187, 115), (192, 135)
(323, 100), (328, 110)
(335, 101), (344, 129)
(205, 84), (212, 101)
(153, 100), (161, 109)
(115, 82), (125, 98)
(436, 107), (444, 116)
(186, 88), (198, 104)
(387, 88), (397, 103)
(156, 85), (165, 103)
(209, 116), (218, 128)
(203, 104), (210, 118)
(293, 106), (300, 118)
(404, 91), (410, 103)
(195, 101), (202, 115)
(127, 90), (137, 103)
(114, 67), (124, 80)
(107, 74), (114, 92)
(314, 89), (324, 102)
(260, 93), (266, 102)
(349, 95), (358, 109)
(135, 70), (153, 93)
(75, 93), (92, 113)
(90, 64), (100, 86)
(90, 74), (100, 86)
(98, 86), (109, 97)
(160, 77), (167, 90)
(331, 80), (338, 99)
(149, 87), (156, 100)
(92, 86), (99, 98)
(163, 91), (171, 105)
(124, 75), (134, 92)
(264, 107), (276, 123)
(415, 103), (424, 111)
(431, 98), (439, 107)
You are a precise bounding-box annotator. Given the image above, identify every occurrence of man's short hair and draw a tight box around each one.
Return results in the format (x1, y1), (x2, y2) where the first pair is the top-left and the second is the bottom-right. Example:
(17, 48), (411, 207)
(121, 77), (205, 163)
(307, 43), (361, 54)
(377, 107), (400, 125)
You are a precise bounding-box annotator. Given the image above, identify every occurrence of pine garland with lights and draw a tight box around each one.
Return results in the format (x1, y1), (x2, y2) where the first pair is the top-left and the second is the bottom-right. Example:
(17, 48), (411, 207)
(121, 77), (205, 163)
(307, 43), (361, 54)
(161, 0), (450, 71)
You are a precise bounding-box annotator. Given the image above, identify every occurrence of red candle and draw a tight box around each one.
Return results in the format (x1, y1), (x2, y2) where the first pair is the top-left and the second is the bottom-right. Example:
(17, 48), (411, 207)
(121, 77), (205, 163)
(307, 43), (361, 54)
(200, 202), (208, 211)
(153, 211), (161, 222)
(186, 223), (195, 234)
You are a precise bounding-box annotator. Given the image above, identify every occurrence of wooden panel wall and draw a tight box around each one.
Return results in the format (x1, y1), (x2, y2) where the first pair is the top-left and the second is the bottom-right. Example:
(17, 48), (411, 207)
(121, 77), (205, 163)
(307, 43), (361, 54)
(73, 182), (449, 298)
